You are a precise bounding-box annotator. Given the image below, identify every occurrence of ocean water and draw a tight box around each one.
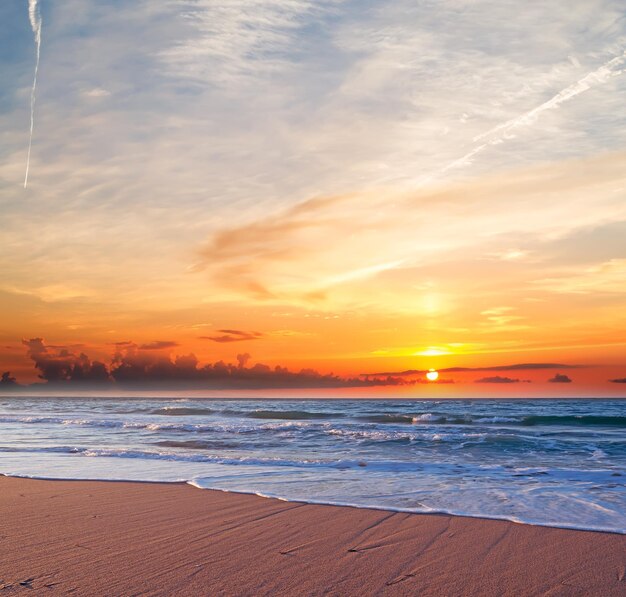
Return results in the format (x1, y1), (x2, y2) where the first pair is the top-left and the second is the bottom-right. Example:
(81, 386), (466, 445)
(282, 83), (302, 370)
(1, 397), (624, 533)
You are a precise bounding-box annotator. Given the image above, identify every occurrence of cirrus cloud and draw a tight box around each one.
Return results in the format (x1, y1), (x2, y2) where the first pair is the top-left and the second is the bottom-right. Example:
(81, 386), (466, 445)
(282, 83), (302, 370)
(200, 330), (264, 343)
(138, 340), (180, 351)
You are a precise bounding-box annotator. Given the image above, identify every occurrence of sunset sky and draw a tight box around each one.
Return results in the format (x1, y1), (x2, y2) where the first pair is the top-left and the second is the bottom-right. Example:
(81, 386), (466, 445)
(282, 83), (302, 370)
(1, 0), (625, 395)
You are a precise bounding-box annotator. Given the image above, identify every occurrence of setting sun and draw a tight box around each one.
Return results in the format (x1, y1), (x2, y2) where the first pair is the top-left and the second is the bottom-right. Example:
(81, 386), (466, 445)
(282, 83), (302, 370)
(426, 369), (439, 382)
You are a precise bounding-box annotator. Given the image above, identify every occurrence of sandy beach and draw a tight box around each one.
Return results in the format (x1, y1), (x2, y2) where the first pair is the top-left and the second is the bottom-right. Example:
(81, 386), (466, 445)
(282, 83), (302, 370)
(0, 477), (623, 596)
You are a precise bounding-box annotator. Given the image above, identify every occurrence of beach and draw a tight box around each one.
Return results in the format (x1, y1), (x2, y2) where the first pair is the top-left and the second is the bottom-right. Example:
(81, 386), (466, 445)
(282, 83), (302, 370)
(1, 477), (624, 596)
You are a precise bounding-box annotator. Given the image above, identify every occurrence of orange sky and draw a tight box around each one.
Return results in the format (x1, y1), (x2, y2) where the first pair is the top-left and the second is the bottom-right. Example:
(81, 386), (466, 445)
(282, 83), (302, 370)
(2, 155), (626, 395)
(2, 2), (625, 395)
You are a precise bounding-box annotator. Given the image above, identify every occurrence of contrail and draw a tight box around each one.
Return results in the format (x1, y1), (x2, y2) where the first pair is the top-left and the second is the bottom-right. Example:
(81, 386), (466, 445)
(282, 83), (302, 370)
(473, 49), (626, 143)
(436, 49), (626, 177)
(24, 0), (42, 189)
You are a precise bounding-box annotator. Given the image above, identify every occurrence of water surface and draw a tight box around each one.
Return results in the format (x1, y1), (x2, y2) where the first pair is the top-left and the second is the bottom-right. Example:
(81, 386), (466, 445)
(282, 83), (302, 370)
(1, 397), (624, 533)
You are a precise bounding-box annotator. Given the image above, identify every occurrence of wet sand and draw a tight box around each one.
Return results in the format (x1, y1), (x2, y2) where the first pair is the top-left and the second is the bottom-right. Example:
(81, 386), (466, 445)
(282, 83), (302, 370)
(0, 476), (624, 596)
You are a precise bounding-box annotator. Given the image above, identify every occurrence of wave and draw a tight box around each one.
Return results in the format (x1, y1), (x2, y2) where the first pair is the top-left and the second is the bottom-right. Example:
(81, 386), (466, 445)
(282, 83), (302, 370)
(0, 415), (308, 435)
(356, 413), (626, 428)
(2, 443), (622, 482)
(0, 415), (126, 428)
(247, 410), (341, 420)
(520, 415), (626, 427)
(357, 414), (423, 424)
(355, 413), (493, 425)
(1, 412), (625, 436)
(324, 428), (529, 448)
(325, 428), (418, 442)
(0, 445), (85, 454)
(0, 444), (361, 469)
(155, 440), (241, 450)
(151, 407), (215, 416)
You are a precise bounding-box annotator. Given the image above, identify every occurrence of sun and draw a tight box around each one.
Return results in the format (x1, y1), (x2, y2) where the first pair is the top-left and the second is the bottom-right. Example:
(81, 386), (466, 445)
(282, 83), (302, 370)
(426, 369), (439, 382)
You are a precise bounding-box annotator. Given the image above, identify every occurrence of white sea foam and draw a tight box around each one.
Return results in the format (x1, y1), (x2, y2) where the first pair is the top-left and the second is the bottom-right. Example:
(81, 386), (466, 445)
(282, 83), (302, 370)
(412, 413), (442, 422)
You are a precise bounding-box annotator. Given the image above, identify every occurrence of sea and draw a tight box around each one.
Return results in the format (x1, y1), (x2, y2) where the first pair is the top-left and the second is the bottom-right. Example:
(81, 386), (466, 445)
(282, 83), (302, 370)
(1, 396), (624, 534)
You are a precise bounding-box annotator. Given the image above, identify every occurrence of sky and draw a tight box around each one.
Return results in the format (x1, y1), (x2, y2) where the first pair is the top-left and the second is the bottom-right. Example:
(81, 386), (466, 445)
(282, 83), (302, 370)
(1, 0), (625, 396)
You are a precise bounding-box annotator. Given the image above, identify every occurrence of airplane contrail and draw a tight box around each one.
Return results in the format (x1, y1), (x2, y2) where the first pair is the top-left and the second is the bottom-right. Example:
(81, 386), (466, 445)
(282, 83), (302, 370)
(436, 49), (626, 177)
(24, 0), (42, 189)
(473, 49), (626, 143)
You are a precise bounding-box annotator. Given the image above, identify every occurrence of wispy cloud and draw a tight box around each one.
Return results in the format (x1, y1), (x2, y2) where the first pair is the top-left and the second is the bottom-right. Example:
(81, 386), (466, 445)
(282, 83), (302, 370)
(195, 153), (626, 306)
(533, 259), (626, 294)
(200, 330), (264, 343)
(161, 0), (342, 87)
(137, 340), (180, 350)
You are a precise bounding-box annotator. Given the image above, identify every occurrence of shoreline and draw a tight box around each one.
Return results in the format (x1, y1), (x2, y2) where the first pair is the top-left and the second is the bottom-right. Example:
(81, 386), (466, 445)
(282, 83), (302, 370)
(1, 477), (624, 595)
(3, 472), (624, 536)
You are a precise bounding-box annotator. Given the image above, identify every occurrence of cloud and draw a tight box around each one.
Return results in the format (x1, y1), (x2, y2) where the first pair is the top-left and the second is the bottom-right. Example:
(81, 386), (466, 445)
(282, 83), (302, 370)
(197, 194), (345, 263)
(200, 330), (264, 343)
(479, 363), (581, 371)
(533, 258), (626, 295)
(18, 338), (411, 389)
(22, 338), (110, 384)
(609, 378), (626, 383)
(537, 221), (626, 266)
(138, 340), (180, 350)
(237, 353), (251, 368)
(0, 372), (18, 387)
(193, 153), (626, 306)
(475, 376), (522, 384)
(548, 373), (573, 383)
(108, 344), (412, 388)
(366, 363), (583, 377)
(82, 87), (111, 98)
(160, 0), (340, 88)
